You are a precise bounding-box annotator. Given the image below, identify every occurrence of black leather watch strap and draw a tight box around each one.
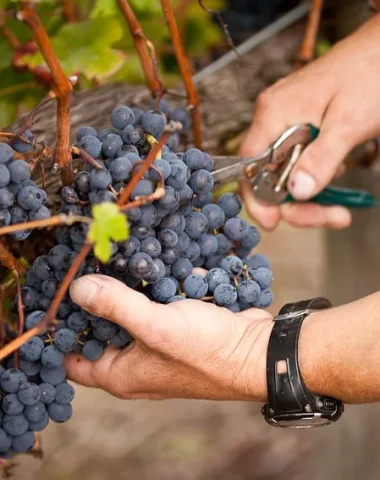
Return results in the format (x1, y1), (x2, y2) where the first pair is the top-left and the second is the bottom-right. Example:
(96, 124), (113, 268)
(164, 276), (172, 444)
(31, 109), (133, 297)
(262, 297), (343, 426)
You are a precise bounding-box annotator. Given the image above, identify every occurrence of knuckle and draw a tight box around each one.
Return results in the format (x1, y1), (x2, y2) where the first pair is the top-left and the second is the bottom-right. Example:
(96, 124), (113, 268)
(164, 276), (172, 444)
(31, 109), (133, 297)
(255, 89), (274, 113)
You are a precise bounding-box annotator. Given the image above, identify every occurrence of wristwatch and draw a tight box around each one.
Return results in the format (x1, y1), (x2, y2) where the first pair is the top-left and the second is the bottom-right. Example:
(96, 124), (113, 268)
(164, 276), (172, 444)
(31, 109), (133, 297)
(262, 297), (344, 428)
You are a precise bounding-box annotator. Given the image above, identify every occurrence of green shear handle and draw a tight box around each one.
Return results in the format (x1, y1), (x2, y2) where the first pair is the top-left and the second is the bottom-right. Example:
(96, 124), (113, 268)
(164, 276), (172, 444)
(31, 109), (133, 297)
(283, 125), (377, 208)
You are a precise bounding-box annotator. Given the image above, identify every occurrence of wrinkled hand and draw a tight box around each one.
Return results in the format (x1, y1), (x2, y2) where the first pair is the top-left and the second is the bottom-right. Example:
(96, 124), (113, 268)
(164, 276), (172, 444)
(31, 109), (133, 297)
(65, 274), (273, 401)
(240, 15), (380, 231)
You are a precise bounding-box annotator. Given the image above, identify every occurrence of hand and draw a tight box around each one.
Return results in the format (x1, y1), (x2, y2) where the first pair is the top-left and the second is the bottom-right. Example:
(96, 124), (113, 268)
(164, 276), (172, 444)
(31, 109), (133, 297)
(240, 15), (380, 231)
(65, 274), (273, 401)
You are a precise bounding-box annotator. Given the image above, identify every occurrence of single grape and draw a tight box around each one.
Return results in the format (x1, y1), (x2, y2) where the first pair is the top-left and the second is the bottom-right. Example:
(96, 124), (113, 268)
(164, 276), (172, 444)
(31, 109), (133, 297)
(128, 252), (154, 279)
(204, 254), (223, 270)
(8, 160), (30, 184)
(109, 156), (132, 182)
(197, 234), (219, 257)
(254, 289), (273, 308)
(201, 204), (225, 230)
(29, 205), (51, 221)
(2, 394), (24, 415)
(168, 295), (185, 303)
(54, 328), (77, 353)
(183, 274), (208, 299)
(40, 366), (66, 386)
(19, 359), (41, 377)
(157, 229), (178, 248)
(217, 193), (242, 218)
(39, 383), (56, 405)
(216, 234), (232, 255)
(240, 226), (261, 249)
(141, 237), (162, 258)
(205, 268), (231, 293)
(17, 186), (44, 211)
(177, 232), (190, 253)
(171, 258), (192, 280)
(78, 135), (102, 158)
(28, 412), (49, 432)
(166, 162), (190, 190)
(89, 168), (112, 190)
(150, 159), (171, 182)
(226, 302), (240, 313)
(41, 345), (64, 368)
(19, 336), (44, 362)
(169, 107), (191, 131)
(223, 217), (249, 242)
(151, 277), (177, 303)
(76, 126), (97, 141)
(214, 284), (237, 306)
(156, 186), (180, 210)
(192, 192), (213, 209)
(130, 225), (153, 240)
(149, 98), (169, 113)
(0, 143), (13, 164)
(188, 169), (214, 194)
(0, 188), (14, 208)
(0, 369), (27, 394)
(111, 106), (135, 130)
(122, 125), (145, 147)
(2, 414), (29, 437)
(126, 207), (141, 223)
(47, 402), (72, 423)
(159, 212), (186, 235)
(41, 278), (58, 299)
(82, 340), (104, 361)
(177, 184), (193, 204)
(249, 267), (273, 289)
(142, 110), (167, 138)
(25, 311), (45, 332)
(159, 246), (181, 265)
(236, 280), (261, 304)
(131, 179), (154, 200)
(0, 430), (11, 453)
(24, 402), (46, 423)
(183, 148), (204, 170)
(32, 255), (53, 281)
(0, 165), (10, 187)
(144, 258), (166, 283)
(119, 236), (140, 257)
(11, 431), (35, 453)
(220, 255), (244, 277)
(102, 134), (123, 159)
(55, 383), (75, 404)
(182, 240), (201, 262)
(75, 171), (91, 193)
(89, 189), (117, 204)
(185, 212), (209, 239)
(19, 287), (38, 312)
(17, 382), (41, 406)
(0, 209), (11, 227)
(244, 254), (271, 270)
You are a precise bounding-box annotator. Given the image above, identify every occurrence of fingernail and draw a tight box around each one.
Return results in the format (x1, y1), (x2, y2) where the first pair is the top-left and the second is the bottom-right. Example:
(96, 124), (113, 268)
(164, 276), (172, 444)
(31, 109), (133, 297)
(70, 275), (99, 307)
(288, 170), (316, 200)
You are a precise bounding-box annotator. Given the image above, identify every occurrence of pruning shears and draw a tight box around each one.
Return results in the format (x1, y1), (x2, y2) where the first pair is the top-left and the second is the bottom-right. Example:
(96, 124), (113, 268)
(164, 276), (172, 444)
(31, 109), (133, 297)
(212, 124), (377, 208)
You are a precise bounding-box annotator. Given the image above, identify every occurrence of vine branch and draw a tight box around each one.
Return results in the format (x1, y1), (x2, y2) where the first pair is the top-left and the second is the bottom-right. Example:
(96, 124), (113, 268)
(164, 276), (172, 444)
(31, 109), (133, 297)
(117, 0), (163, 98)
(18, 1), (74, 186)
(160, 0), (202, 149)
(0, 241), (27, 277)
(296, 0), (323, 67)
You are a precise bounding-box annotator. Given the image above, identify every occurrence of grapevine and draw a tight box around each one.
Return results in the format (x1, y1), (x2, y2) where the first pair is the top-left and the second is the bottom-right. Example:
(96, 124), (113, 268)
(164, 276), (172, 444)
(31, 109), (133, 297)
(0, 0), (274, 466)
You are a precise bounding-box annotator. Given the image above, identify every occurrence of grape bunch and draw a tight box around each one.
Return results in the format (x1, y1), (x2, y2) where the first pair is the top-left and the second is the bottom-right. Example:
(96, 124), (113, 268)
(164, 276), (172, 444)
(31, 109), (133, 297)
(0, 134), (51, 241)
(0, 101), (272, 459)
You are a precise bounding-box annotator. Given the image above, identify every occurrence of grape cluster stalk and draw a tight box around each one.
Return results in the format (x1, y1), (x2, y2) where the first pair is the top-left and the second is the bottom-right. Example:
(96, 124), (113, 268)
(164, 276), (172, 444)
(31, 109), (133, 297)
(0, 99), (273, 459)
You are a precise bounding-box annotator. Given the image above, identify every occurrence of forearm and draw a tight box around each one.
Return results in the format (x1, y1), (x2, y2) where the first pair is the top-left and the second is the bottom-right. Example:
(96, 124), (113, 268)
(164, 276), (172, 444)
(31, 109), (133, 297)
(299, 291), (380, 404)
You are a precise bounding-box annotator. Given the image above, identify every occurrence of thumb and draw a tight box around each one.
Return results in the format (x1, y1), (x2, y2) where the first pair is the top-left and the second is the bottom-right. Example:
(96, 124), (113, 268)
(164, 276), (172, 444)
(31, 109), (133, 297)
(288, 127), (351, 200)
(69, 274), (176, 342)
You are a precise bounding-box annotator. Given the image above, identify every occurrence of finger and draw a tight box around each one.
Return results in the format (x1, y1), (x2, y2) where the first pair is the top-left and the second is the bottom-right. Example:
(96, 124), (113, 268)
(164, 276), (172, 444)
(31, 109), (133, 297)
(69, 274), (177, 341)
(64, 346), (121, 389)
(240, 179), (282, 231)
(288, 122), (353, 201)
(280, 203), (352, 229)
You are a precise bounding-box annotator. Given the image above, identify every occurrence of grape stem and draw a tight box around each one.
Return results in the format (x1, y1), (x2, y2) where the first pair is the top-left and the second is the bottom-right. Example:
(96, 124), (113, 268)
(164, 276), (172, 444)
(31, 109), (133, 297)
(117, 0), (164, 99)
(0, 12), (21, 49)
(71, 146), (104, 170)
(160, 0), (202, 149)
(61, 0), (78, 23)
(295, 0), (323, 68)
(18, 1), (75, 186)
(0, 214), (92, 237)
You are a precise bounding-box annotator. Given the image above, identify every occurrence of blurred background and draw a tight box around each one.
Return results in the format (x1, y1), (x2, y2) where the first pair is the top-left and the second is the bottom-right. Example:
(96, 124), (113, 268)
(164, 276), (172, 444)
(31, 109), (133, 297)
(1, 0), (380, 478)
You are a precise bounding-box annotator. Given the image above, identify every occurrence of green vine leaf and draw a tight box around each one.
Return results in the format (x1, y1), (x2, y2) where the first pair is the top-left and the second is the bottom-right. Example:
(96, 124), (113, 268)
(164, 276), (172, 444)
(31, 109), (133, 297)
(88, 203), (129, 263)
